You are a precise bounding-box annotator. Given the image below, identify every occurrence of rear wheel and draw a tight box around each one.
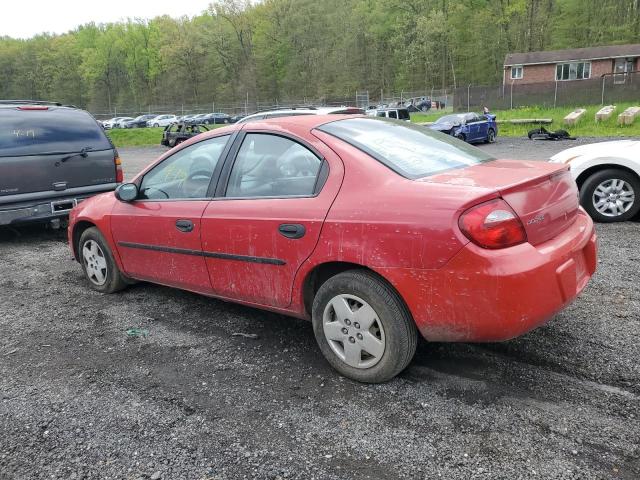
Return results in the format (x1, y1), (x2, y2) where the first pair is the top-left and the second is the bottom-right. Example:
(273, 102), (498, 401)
(79, 227), (128, 293)
(580, 168), (640, 222)
(168, 138), (177, 147)
(312, 270), (417, 383)
(153, 123), (159, 128)
(486, 128), (496, 143)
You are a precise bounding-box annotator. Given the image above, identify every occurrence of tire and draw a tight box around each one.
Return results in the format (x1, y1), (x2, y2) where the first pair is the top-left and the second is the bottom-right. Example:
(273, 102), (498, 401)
(153, 123), (159, 128)
(455, 132), (466, 142)
(486, 128), (496, 143)
(78, 227), (128, 293)
(312, 270), (417, 383)
(580, 168), (640, 223)
(168, 138), (177, 148)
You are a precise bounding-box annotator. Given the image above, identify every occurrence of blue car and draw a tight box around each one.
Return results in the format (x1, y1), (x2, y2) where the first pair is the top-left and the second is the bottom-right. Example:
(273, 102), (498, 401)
(429, 112), (497, 143)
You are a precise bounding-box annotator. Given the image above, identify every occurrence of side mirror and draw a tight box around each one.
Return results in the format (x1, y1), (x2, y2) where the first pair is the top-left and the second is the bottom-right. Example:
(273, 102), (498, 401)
(114, 183), (139, 202)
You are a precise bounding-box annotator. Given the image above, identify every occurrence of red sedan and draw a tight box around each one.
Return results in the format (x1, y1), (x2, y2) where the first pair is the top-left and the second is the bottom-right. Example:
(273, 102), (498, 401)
(68, 115), (597, 383)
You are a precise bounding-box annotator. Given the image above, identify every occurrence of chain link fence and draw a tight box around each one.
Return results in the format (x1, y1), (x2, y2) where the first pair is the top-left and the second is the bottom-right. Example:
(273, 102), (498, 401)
(91, 73), (638, 120)
(455, 72), (640, 111)
(91, 90), (457, 120)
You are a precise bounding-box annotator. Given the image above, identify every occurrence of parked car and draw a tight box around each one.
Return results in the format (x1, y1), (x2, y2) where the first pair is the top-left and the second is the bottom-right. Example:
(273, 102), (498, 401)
(430, 112), (497, 143)
(123, 114), (158, 128)
(550, 140), (640, 222)
(102, 117), (127, 129)
(183, 114), (208, 125)
(114, 117), (134, 128)
(200, 112), (232, 125)
(180, 114), (200, 123)
(147, 114), (178, 128)
(161, 123), (210, 148)
(0, 100), (122, 227)
(230, 114), (246, 123)
(365, 107), (411, 121)
(68, 115), (596, 383)
(236, 106), (364, 124)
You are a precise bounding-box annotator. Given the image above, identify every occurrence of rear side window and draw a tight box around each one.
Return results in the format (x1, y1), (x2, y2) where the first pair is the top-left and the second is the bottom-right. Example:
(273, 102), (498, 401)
(0, 108), (112, 157)
(318, 117), (495, 179)
(398, 109), (410, 120)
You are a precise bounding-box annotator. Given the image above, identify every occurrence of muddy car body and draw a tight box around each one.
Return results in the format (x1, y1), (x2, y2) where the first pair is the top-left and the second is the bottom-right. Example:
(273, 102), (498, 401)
(68, 115), (597, 382)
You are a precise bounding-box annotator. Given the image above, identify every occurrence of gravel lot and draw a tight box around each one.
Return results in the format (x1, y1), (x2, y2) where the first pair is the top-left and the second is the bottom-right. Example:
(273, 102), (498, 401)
(1, 138), (639, 479)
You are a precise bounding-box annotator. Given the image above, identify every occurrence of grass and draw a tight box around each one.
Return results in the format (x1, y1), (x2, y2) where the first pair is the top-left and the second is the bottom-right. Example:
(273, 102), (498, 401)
(106, 125), (224, 148)
(411, 102), (640, 138)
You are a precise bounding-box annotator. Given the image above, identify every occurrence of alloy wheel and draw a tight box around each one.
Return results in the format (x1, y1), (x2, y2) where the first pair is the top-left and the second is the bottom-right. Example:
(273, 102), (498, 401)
(82, 240), (108, 286)
(592, 178), (635, 217)
(322, 294), (386, 369)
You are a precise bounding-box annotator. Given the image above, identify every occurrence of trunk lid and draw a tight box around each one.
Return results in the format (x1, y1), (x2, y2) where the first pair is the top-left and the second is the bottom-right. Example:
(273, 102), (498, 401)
(420, 159), (579, 245)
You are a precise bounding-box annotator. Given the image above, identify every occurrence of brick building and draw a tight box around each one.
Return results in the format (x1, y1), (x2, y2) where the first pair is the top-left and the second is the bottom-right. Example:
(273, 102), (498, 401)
(503, 44), (640, 86)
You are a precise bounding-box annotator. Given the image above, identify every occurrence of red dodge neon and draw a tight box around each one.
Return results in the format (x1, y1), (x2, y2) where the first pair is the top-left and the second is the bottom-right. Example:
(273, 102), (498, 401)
(68, 115), (597, 383)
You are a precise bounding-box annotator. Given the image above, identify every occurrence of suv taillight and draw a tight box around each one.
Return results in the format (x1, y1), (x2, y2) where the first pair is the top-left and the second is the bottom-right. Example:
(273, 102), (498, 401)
(458, 198), (527, 249)
(114, 154), (123, 183)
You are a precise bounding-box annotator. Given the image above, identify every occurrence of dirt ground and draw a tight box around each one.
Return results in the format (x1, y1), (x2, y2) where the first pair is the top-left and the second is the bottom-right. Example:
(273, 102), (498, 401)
(1, 138), (639, 480)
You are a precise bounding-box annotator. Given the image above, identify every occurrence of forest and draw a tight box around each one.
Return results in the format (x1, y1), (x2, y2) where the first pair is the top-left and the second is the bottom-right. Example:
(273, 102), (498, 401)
(0, 0), (638, 113)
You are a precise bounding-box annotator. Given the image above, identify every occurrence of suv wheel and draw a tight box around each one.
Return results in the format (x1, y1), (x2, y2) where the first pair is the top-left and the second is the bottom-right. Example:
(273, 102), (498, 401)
(580, 168), (640, 222)
(312, 270), (417, 383)
(79, 227), (128, 293)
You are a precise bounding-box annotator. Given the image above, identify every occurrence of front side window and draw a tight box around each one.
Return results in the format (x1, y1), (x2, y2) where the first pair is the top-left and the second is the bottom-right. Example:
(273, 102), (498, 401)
(511, 65), (523, 79)
(139, 135), (229, 200)
(318, 117), (495, 179)
(556, 62), (591, 80)
(226, 134), (322, 198)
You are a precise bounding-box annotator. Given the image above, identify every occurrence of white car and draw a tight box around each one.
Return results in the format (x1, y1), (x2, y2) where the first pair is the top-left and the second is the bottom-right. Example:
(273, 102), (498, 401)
(102, 117), (127, 129)
(550, 140), (639, 222)
(146, 115), (178, 127)
(236, 106), (363, 124)
(114, 117), (135, 128)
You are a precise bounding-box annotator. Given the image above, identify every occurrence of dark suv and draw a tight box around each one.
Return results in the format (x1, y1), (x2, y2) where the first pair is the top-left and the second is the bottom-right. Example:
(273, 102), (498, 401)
(0, 100), (122, 227)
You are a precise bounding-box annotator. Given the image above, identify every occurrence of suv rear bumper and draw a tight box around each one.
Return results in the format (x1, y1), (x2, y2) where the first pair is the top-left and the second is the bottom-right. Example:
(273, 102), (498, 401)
(0, 187), (116, 226)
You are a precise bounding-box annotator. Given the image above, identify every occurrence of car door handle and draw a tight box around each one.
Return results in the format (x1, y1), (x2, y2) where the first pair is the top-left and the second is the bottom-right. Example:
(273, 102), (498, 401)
(175, 219), (194, 233)
(278, 223), (305, 239)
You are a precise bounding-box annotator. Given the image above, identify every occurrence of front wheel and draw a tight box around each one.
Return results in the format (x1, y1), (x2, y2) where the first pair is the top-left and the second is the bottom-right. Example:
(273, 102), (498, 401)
(454, 132), (466, 142)
(153, 123), (159, 128)
(78, 227), (129, 293)
(580, 168), (640, 222)
(312, 270), (417, 383)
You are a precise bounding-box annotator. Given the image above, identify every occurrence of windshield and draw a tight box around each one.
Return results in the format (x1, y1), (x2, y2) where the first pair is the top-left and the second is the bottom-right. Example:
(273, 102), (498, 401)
(317, 117), (495, 179)
(435, 114), (465, 124)
(0, 107), (112, 157)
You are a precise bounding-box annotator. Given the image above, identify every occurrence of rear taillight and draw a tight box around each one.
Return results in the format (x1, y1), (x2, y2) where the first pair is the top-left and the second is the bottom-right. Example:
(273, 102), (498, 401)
(458, 198), (527, 249)
(115, 155), (123, 183)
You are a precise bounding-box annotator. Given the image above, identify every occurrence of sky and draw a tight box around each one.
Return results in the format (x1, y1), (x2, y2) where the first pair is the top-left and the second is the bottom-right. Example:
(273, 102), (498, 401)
(0, 0), (213, 39)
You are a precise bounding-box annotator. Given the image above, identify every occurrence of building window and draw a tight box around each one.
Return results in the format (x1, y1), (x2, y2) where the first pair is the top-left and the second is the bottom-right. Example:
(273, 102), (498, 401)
(511, 65), (523, 79)
(556, 62), (591, 81)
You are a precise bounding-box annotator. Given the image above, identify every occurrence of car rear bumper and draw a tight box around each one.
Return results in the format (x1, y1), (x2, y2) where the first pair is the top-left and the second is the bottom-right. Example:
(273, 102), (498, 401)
(380, 208), (597, 342)
(0, 189), (114, 226)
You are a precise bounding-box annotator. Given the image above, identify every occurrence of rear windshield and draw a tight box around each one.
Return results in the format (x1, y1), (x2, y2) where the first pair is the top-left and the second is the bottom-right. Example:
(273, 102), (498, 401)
(0, 107), (112, 157)
(317, 117), (494, 179)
